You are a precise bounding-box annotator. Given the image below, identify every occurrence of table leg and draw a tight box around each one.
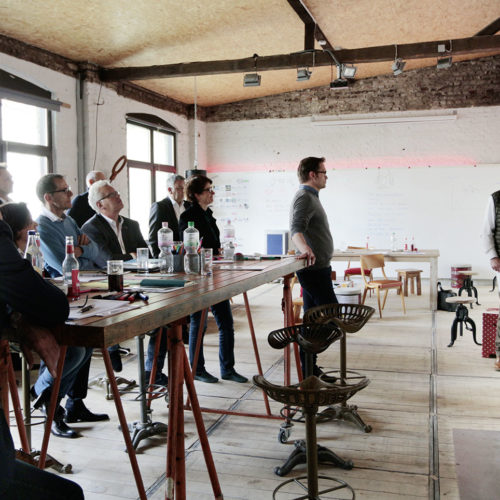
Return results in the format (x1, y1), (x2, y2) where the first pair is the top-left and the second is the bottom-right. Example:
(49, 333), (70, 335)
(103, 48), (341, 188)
(430, 257), (438, 310)
(101, 348), (147, 500)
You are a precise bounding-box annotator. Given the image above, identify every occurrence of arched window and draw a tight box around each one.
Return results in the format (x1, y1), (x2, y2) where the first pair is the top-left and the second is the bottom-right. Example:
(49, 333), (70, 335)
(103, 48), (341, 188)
(126, 113), (178, 238)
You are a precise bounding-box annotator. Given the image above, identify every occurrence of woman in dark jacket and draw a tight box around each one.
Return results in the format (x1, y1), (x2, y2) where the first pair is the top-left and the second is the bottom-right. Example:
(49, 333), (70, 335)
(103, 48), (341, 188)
(179, 175), (247, 384)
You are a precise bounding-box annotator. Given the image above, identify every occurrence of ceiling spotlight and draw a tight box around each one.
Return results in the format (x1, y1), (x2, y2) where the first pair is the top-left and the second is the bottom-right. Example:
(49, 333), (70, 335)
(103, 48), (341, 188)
(341, 64), (357, 79)
(243, 73), (261, 87)
(297, 67), (312, 82)
(392, 58), (406, 75)
(437, 56), (452, 69)
(329, 64), (349, 90)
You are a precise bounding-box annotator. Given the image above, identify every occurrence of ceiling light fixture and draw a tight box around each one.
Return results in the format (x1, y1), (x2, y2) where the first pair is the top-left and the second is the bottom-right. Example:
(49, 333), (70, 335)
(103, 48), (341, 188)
(392, 45), (406, 75)
(297, 67), (312, 81)
(243, 54), (261, 87)
(437, 40), (453, 69)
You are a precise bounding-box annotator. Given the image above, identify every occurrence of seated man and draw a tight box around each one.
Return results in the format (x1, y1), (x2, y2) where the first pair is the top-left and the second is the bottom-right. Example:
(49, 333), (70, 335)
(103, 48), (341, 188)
(68, 170), (106, 227)
(0, 211), (81, 500)
(34, 174), (109, 425)
(83, 181), (166, 383)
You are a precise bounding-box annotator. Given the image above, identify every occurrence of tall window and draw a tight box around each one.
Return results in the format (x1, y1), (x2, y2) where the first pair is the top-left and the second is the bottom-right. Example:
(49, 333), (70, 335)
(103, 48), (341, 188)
(0, 69), (55, 218)
(126, 113), (177, 238)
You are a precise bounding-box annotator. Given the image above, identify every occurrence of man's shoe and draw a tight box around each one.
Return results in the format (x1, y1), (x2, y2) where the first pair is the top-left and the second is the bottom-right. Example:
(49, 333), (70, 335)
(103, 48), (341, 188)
(313, 366), (337, 384)
(109, 349), (122, 372)
(65, 400), (109, 423)
(144, 371), (169, 386)
(52, 407), (79, 438)
(221, 371), (248, 383)
(495, 359), (500, 371)
(194, 370), (219, 383)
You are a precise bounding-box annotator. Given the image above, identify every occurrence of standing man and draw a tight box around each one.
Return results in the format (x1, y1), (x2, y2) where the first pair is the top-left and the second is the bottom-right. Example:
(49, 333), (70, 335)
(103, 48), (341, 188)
(68, 170), (106, 227)
(148, 174), (190, 256)
(0, 165), (13, 205)
(482, 190), (500, 370)
(289, 156), (337, 379)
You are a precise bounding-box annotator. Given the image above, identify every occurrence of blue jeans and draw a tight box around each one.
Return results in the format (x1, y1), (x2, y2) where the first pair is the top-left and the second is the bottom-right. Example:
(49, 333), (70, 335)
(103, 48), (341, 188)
(146, 328), (167, 373)
(189, 300), (235, 376)
(34, 346), (92, 401)
(296, 266), (338, 371)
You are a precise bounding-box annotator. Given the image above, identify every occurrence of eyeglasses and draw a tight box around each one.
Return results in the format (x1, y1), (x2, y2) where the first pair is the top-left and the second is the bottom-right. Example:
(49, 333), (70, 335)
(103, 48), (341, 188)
(315, 170), (327, 175)
(49, 186), (72, 194)
(202, 188), (215, 193)
(98, 190), (120, 202)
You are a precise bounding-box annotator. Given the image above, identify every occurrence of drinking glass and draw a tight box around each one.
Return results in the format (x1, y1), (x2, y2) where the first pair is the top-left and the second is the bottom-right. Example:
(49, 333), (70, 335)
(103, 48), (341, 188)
(202, 248), (213, 275)
(136, 248), (149, 273)
(107, 260), (124, 292)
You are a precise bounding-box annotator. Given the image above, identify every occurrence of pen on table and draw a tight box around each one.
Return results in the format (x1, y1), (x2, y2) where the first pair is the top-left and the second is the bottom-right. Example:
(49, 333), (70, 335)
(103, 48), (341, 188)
(137, 292), (149, 302)
(80, 304), (94, 313)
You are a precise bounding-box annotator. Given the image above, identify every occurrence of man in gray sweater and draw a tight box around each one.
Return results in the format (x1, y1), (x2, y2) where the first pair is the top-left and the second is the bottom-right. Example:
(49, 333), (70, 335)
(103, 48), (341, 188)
(290, 156), (337, 378)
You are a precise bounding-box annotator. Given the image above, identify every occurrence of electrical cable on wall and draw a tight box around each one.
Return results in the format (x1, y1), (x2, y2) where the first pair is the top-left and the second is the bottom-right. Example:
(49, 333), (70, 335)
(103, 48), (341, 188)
(92, 83), (104, 170)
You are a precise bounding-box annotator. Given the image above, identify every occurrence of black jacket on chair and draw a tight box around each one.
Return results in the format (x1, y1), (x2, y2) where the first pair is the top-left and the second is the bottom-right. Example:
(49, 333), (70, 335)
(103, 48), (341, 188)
(82, 213), (149, 261)
(68, 191), (96, 228)
(148, 197), (190, 257)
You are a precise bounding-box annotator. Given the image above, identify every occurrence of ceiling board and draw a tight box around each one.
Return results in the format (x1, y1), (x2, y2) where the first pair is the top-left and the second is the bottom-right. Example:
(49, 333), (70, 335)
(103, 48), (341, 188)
(0, 0), (499, 106)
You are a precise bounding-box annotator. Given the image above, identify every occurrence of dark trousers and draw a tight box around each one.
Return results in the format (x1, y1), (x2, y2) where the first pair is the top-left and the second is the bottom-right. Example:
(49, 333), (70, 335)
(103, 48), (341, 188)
(296, 266), (338, 371)
(66, 348), (93, 408)
(189, 300), (235, 376)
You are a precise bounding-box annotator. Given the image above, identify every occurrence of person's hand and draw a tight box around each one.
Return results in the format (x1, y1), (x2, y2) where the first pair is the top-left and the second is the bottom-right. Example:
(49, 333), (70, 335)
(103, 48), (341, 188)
(78, 234), (90, 246)
(491, 257), (500, 272)
(297, 246), (316, 266)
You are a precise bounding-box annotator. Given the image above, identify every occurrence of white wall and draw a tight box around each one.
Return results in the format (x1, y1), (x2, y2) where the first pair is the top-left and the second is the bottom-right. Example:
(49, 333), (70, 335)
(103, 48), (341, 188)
(207, 107), (500, 280)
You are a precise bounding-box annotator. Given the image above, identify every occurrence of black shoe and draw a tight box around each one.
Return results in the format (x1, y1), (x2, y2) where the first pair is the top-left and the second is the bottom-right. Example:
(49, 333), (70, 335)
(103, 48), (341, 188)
(30, 386), (47, 409)
(52, 407), (79, 438)
(109, 349), (122, 372)
(65, 400), (109, 423)
(194, 370), (218, 383)
(313, 366), (337, 384)
(221, 371), (248, 383)
(144, 371), (169, 386)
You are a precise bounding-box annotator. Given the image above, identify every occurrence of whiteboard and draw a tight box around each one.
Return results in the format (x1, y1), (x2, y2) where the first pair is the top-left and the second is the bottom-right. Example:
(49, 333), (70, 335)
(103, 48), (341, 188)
(211, 165), (500, 280)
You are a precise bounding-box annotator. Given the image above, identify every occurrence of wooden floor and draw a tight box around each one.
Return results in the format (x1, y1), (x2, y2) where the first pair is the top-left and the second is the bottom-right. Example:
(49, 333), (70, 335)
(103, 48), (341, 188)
(11, 280), (500, 499)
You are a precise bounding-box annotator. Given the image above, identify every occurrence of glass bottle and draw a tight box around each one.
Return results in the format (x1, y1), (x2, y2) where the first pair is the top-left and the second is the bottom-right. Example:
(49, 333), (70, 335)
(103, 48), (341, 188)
(62, 236), (80, 299)
(390, 232), (397, 252)
(183, 222), (200, 274)
(24, 230), (44, 275)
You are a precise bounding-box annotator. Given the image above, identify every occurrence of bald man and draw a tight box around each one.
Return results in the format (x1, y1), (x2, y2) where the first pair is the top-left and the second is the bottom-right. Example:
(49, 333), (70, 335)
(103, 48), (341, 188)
(68, 170), (106, 227)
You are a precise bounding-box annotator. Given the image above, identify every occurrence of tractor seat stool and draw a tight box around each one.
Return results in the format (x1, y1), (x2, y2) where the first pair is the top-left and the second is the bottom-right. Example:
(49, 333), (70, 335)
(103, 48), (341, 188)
(254, 374), (363, 499)
(458, 271), (480, 307)
(445, 296), (481, 348)
(396, 269), (423, 296)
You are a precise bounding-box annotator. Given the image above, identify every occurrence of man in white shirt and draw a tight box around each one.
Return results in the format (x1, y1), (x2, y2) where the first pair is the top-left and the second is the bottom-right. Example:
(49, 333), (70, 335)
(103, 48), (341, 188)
(0, 166), (13, 205)
(481, 190), (500, 370)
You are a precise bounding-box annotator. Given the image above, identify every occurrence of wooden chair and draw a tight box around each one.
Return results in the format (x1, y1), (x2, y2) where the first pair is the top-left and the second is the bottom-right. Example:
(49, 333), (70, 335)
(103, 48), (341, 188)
(344, 246), (372, 282)
(360, 254), (406, 318)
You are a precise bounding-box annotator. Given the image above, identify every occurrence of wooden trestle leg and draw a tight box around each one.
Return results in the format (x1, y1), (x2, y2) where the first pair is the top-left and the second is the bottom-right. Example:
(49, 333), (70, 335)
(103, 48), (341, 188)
(166, 322), (223, 500)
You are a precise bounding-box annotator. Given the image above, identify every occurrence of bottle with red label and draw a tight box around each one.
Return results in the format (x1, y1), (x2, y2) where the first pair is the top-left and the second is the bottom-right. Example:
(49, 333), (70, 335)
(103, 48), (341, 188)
(62, 236), (80, 299)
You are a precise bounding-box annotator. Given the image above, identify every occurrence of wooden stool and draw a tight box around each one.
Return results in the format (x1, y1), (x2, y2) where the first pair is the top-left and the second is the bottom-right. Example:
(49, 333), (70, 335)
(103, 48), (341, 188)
(396, 269), (423, 296)
(458, 270), (480, 307)
(445, 296), (481, 347)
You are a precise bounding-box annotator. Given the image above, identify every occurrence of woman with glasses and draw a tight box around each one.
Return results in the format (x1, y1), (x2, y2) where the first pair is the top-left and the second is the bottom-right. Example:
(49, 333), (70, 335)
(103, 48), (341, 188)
(179, 175), (247, 384)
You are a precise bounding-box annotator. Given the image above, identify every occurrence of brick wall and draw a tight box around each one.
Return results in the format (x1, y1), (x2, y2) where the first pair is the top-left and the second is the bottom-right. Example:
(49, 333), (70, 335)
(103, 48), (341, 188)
(202, 55), (500, 122)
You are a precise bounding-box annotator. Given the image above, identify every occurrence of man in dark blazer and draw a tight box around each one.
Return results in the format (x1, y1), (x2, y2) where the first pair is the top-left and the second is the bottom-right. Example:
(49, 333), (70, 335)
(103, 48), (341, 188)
(82, 180), (149, 261)
(148, 174), (190, 256)
(68, 170), (106, 227)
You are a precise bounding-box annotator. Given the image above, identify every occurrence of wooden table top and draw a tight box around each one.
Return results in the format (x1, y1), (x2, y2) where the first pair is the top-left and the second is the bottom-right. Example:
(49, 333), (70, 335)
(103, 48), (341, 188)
(57, 257), (306, 348)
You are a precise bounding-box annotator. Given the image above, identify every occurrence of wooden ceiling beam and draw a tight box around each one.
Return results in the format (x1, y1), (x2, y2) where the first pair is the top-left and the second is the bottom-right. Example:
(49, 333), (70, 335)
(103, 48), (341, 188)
(100, 35), (500, 82)
(475, 17), (500, 36)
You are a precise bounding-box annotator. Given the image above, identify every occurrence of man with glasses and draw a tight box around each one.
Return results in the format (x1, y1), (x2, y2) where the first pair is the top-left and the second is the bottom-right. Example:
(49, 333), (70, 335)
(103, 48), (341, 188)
(33, 173), (109, 433)
(289, 156), (337, 380)
(148, 174), (190, 257)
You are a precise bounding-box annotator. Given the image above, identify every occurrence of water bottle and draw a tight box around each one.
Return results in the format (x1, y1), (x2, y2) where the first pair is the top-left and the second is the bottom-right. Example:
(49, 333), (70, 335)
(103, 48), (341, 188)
(222, 220), (236, 259)
(157, 222), (173, 253)
(183, 222), (200, 274)
(24, 230), (44, 275)
(390, 232), (397, 252)
(62, 236), (80, 299)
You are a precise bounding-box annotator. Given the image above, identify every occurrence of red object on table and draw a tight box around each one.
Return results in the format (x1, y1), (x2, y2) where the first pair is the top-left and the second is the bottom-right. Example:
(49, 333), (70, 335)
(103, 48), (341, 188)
(482, 308), (498, 358)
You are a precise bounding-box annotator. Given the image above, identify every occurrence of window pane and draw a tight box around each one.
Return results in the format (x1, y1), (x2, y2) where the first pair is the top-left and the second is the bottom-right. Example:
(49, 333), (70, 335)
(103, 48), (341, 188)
(128, 167), (151, 241)
(155, 170), (170, 201)
(6, 152), (48, 219)
(153, 130), (174, 165)
(127, 123), (151, 162)
(1, 99), (48, 146)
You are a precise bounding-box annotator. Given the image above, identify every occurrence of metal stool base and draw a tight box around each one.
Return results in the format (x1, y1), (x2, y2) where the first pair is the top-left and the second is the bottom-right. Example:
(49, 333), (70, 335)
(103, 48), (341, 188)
(273, 475), (355, 500)
(275, 440), (353, 477)
(447, 303), (481, 347)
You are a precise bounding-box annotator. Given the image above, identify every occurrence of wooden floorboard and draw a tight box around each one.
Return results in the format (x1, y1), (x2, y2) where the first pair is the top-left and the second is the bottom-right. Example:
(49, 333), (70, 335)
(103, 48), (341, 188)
(9, 281), (500, 499)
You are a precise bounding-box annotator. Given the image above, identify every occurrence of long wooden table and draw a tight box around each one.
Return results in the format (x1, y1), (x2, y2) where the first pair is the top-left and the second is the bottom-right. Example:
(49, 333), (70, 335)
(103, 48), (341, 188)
(331, 249), (440, 310)
(47, 257), (306, 500)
